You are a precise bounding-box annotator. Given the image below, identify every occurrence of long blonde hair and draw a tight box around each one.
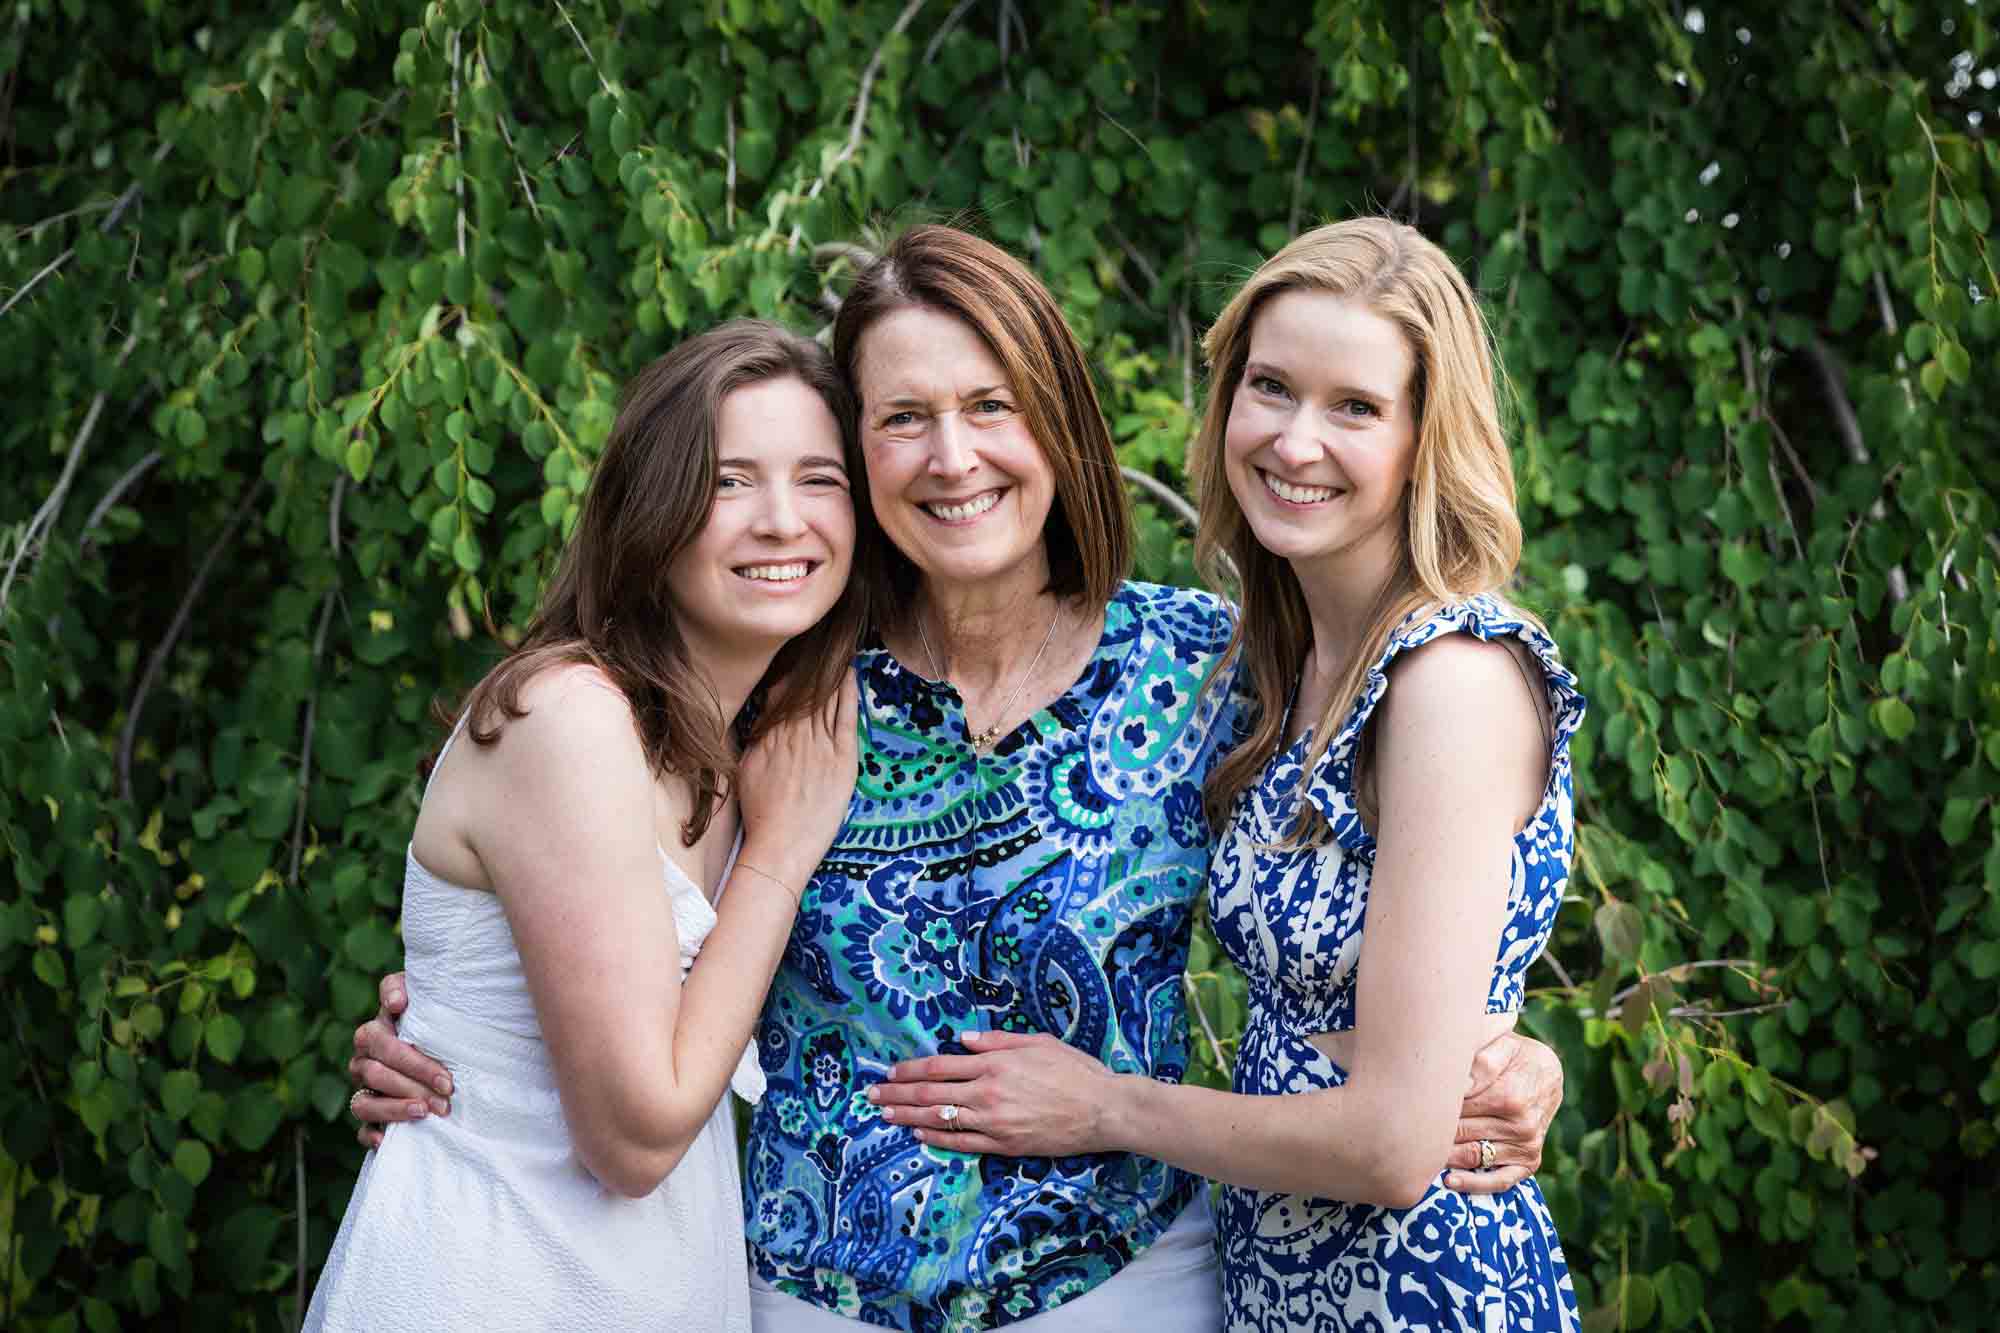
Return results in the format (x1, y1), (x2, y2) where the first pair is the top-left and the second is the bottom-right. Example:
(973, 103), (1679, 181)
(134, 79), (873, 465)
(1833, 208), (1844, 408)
(1192, 217), (1527, 837)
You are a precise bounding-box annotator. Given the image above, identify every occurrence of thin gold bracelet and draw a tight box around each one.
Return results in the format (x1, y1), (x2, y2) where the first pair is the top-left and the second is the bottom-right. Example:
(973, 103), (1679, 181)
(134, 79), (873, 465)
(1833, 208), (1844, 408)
(735, 860), (803, 903)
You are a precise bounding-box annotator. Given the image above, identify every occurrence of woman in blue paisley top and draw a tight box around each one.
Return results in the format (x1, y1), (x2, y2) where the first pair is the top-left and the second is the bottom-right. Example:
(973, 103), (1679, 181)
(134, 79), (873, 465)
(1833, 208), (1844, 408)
(347, 225), (1569, 1332)
(873, 218), (1584, 1332)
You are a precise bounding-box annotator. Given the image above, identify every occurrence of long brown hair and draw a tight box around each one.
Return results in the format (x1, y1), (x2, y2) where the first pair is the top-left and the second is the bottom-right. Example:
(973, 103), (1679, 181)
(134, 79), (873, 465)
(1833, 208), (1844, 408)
(455, 319), (867, 846)
(1192, 217), (1527, 837)
(830, 225), (1131, 621)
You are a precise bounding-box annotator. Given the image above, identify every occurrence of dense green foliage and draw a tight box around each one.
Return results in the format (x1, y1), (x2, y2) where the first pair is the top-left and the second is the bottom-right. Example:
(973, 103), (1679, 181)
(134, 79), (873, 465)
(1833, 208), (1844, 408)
(3, 0), (1997, 1327)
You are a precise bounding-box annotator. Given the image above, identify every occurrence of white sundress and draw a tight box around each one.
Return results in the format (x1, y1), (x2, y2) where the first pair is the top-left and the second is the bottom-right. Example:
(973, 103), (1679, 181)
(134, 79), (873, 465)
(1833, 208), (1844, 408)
(304, 725), (764, 1332)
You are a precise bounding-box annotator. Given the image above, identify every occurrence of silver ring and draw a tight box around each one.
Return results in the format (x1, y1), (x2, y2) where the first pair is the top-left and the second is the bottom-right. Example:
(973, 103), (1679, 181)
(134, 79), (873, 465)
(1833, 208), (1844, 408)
(938, 1103), (961, 1124)
(350, 1087), (373, 1113)
(1477, 1138), (1496, 1170)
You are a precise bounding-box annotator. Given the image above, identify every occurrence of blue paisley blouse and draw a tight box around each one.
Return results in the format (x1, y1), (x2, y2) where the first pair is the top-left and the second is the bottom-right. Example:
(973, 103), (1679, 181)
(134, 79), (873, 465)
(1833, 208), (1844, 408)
(1206, 596), (1587, 1333)
(745, 581), (1240, 1331)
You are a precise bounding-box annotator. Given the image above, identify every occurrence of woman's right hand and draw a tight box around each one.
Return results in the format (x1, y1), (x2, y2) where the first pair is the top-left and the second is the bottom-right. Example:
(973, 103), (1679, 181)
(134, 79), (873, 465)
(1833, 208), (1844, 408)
(347, 971), (454, 1148)
(734, 670), (859, 894)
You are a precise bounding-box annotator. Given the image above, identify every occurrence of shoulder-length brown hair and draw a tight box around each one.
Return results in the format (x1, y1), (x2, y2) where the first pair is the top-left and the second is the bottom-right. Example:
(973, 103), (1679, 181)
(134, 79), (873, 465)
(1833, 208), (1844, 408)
(1192, 217), (1528, 837)
(455, 319), (868, 846)
(830, 224), (1131, 619)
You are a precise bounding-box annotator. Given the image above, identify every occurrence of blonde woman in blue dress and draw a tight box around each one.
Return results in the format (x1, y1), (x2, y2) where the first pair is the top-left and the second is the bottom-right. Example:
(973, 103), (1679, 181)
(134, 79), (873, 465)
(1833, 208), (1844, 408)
(871, 218), (1584, 1331)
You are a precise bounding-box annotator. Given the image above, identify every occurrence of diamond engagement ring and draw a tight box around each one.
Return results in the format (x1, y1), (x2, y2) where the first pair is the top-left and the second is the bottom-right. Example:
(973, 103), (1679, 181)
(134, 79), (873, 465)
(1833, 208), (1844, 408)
(1477, 1138), (1496, 1170)
(938, 1104), (961, 1124)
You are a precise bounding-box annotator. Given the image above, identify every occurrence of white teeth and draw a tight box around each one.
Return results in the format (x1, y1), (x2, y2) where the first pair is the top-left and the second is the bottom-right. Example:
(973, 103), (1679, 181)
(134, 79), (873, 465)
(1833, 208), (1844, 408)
(737, 562), (810, 582)
(1262, 473), (1339, 504)
(925, 492), (1001, 522)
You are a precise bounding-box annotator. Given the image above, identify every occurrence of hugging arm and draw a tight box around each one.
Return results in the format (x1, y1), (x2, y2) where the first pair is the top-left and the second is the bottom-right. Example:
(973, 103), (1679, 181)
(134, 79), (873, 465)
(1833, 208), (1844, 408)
(873, 636), (1559, 1203)
(350, 672), (857, 1183)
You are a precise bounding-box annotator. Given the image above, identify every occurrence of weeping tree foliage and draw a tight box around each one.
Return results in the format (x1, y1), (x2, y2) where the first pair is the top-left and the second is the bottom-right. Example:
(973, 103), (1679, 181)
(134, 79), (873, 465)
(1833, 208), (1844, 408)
(2, 0), (1997, 1327)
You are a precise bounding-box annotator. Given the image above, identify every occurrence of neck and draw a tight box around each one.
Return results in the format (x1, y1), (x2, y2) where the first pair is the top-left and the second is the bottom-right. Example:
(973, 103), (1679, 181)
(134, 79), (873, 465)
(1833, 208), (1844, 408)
(912, 561), (1061, 689)
(1290, 538), (1402, 686)
(682, 638), (782, 737)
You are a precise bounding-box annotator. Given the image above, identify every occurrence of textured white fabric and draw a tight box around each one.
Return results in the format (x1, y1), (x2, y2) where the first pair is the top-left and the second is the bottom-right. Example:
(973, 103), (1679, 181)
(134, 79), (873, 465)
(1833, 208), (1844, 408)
(305, 753), (759, 1331)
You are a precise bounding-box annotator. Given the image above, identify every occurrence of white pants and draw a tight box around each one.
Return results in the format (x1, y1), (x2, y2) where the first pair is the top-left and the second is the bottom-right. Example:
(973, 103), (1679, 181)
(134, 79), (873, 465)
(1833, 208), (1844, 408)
(750, 1191), (1221, 1332)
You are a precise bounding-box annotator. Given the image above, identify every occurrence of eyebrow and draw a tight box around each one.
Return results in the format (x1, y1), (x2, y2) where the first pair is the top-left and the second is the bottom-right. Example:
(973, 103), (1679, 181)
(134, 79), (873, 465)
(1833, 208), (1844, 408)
(872, 384), (1013, 410)
(1244, 360), (1398, 403)
(717, 454), (849, 471)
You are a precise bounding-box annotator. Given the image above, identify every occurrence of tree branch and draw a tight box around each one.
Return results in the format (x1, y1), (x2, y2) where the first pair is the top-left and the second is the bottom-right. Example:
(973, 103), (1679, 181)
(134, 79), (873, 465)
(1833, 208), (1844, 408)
(1288, 65), (1322, 237)
(921, 0), (981, 67)
(790, 0), (933, 250)
(0, 329), (140, 617)
(1805, 333), (1909, 604)
(80, 447), (163, 543)
(1120, 465), (1198, 530)
(118, 479), (268, 804)
(0, 246), (75, 321)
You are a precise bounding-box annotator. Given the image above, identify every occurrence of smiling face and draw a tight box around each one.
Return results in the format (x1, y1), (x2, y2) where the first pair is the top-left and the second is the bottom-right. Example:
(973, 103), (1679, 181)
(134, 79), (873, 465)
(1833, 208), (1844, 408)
(665, 375), (855, 663)
(1223, 288), (1419, 589)
(852, 305), (1057, 599)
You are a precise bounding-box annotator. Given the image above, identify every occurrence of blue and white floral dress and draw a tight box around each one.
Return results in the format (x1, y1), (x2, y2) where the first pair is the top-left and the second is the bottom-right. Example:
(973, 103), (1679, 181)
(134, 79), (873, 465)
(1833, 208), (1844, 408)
(1207, 596), (1586, 1333)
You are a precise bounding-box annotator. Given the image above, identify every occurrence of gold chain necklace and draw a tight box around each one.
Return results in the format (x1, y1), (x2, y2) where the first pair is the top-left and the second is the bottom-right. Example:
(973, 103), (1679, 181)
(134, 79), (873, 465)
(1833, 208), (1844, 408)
(915, 604), (1064, 751)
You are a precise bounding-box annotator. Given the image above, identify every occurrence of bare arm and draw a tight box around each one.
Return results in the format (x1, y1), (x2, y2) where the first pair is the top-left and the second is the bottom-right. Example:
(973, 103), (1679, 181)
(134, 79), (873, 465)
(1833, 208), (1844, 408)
(347, 669), (856, 1191)
(876, 636), (1548, 1207)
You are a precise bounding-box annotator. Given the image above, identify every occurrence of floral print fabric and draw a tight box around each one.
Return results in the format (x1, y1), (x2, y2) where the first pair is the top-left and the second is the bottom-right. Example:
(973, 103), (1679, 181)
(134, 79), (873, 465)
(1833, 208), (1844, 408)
(1207, 596), (1587, 1332)
(745, 582), (1240, 1331)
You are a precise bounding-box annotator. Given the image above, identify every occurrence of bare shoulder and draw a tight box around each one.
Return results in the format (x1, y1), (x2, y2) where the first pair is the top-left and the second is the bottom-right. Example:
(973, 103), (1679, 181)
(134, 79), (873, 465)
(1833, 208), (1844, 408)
(480, 662), (646, 778)
(1379, 632), (1537, 728)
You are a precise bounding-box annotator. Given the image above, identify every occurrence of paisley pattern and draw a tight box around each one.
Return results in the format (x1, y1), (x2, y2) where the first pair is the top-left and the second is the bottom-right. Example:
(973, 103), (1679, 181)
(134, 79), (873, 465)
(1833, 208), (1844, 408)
(1207, 596), (1587, 1332)
(746, 582), (1241, 1331)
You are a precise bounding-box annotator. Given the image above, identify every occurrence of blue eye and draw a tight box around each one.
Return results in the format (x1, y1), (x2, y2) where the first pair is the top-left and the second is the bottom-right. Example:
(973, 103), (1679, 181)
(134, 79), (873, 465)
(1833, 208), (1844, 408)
(1252, 376), (1290, 398)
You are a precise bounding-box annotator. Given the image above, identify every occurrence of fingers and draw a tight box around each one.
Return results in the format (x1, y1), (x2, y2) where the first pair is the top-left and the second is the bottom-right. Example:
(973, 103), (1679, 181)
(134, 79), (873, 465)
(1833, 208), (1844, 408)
(910, 1129), (1000, 1155)
(1444, 1134), (1540, 1176)
(1443, 1163), (1533, 1195)
(348, 1086), (433, 1128)
(870, 1080), (970, 1110)
(348, 1054), (448, 1112)
(1450, 1116), (1523, 1146)
(958, 1029), (1051, 1052)
(886, 1053), (991, 1083)
(352, 1019), (453, 1100)
(378, 971), (409, 1017)
(357, 1125), (384, 1150)
(877, 1099), (980, 1133)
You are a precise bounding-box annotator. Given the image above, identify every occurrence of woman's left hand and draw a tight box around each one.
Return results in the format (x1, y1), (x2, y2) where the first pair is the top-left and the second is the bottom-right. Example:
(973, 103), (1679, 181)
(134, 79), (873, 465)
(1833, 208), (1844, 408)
(1442, 1029), (1564, 1194)
(869, 1030), (1117, 1156)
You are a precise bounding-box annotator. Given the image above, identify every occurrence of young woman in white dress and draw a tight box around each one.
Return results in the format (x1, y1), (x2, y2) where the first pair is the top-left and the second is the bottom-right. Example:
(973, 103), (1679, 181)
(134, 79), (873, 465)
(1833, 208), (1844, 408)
(303, 321), (867, 1332)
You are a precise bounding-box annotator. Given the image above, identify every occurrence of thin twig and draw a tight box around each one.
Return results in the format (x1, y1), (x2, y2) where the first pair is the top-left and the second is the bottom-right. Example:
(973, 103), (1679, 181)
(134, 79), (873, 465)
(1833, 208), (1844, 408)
(789, 0), (933, 251)
(118, 479), (268, 803)
(0, 246), (75, 320)
(1288, 66), (1322, 237)
(1607, 958), (1760, 1010)
(921, 0), (981, 67)
(1121, 465), (1199, 530)
(1105, 223), (1161, 295)
(724, 71), (737, 231)
(449, 31), (466, 260)
(1805, 334), (1909, 603)
(1182, 975), (1231, 1076)
(0, 330), (140, 616)
(553, 0), (614, 97)
(289, 478), (345, 887)
(80, 447), (163, 541)
(1178, 226), (1196, 412)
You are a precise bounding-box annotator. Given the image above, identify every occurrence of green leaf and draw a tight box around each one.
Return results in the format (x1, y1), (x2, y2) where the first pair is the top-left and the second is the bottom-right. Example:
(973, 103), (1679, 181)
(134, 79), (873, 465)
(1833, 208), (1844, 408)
(227, 1088), (285, 1151)
(63, 893), (103, 948)
(159, 1069), (200, 1121)
(1595, 900), (1644, 962)
(32, 948), (66, 988)
(1871, 696), (1916, 741)
(171, 1139), (213, 1186)
(206, 1013), (246, 1065)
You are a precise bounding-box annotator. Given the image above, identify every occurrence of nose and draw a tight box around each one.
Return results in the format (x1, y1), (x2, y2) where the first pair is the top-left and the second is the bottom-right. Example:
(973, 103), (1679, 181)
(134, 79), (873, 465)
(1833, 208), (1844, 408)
(750, 482), (808, 539)
(926, 412), (974, 480)
(1271, 414), (1324, 468)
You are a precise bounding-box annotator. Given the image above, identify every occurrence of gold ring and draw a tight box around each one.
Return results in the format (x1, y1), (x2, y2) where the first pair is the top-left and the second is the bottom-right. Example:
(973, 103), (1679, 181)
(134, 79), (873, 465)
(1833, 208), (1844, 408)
(938, 1103), (961, 1124)
(350, 1087), (373, 1113)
